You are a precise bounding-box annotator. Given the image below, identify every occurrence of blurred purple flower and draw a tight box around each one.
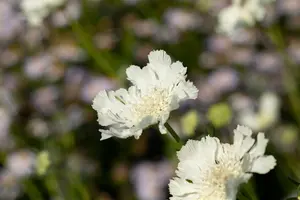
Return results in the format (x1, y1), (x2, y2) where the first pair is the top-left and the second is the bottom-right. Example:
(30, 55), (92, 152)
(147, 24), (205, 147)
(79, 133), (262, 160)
(131, 160), (173, 200)
(31, 86), (60, 115)
(0, 170), (21, 200)
(164, 8), (201, 32)
(80, 76), (117, 103)
(6, 150), (36, 178)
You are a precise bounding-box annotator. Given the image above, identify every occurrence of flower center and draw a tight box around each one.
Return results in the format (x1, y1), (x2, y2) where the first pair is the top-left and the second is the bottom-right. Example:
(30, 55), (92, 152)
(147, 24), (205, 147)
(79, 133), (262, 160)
(131, 88), (171, 123)
(201, 156), (243, 199)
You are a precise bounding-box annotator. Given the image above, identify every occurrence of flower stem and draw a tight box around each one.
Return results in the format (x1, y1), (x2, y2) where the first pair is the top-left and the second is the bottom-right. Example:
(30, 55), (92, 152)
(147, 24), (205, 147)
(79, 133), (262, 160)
(165, 122), (181, 143)
(266, 25), (300, 127)
(24, 179), (44, 200)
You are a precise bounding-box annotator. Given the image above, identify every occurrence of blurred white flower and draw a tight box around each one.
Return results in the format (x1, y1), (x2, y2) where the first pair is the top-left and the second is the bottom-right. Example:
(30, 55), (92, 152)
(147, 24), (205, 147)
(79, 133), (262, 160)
(21, 0), (66, 26)
(0, 170), (21, 200)
(132, 19), (158, 38)
(238, 92), (280, 131)
(6, 150), (36, 178)
(154, 25), (180, 44)
(197, 68), (239, 103)
(23, 53), (54, 80)
(169, 125), (276, 200)
(218, 0), (275, 36)
(27, 118), (50, 138)
(277, 0), (300, 16)
(31, 86), (60, 115)
(0, 1), (23, 42)
(164, 8), (200, 31)
(92, 50), (198, 140)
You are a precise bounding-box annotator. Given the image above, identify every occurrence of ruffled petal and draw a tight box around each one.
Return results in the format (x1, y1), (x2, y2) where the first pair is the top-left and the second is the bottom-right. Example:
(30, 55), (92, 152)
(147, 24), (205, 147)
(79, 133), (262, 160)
(100, 126), (140, 140)
(162, 61), (187, 88)
(92, 90), (117, 126)
(158, 113), (171, 134)
(177, 137), (219, 165)
(250, 155), (276, 174)
(249, 132), (269, 158)
(174, 81), (198, 101)
(148, 50), (172, 67)
(233, 125), (255, 158)
(126, 65), (156, 92)
(169, 177), (200, 198)
(100, 132), (113, 140)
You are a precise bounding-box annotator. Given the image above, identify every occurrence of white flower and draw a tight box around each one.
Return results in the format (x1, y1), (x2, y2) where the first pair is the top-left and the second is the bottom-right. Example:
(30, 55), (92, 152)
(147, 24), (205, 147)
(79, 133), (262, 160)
(6, 150), (36, 178)
(169, 125), (276, 200)
(21, 0), (66, 26)
(238, 92), (280, 131)
(218, 0), (275, 36)
(92, 50), (198, 140)
(0, 170), (21, 200)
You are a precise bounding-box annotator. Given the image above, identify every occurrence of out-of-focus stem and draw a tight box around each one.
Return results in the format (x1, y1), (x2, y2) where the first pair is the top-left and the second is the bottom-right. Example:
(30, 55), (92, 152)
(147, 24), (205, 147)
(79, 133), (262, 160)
(266, 25), (300, 127)
(165, 122), (181, 143)
(24, 179), (43, 200)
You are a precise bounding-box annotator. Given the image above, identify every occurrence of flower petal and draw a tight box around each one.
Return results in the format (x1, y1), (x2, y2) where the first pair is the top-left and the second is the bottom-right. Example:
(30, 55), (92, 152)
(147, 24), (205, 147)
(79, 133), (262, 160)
(148, 50), (172, 66)
(249, 132), (269, 158)
(174, 81), (198, 100)
(169, 177), (200, 198)
(250, 155), (276, 174)
(126, 65), (156, 92)
(177, 137), (219, 165)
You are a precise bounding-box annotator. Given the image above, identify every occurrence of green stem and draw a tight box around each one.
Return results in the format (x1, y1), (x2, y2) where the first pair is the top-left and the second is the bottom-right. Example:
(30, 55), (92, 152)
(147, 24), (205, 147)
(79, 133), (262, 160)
(67, 173), (90, 200)
(266, 25), (300, 127)
(244, 181), (259, 200)
(24, 179), (43, 200)
(165, 122), (181, 143)
(71, 22), (116, 77)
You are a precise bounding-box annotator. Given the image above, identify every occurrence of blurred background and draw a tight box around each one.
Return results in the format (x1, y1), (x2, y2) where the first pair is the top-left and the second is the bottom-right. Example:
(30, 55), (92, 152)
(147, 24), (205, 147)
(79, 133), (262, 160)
(1, 0), (300, 199)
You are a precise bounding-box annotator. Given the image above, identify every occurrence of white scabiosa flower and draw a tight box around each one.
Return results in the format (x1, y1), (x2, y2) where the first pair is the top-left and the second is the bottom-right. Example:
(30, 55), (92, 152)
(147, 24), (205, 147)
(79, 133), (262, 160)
(21, 0), (66, 26)
(92, 50), (198, 140)
(238, 92), (280, 131)
(218, 0), (275, 36)
(169, 125), (276, 200)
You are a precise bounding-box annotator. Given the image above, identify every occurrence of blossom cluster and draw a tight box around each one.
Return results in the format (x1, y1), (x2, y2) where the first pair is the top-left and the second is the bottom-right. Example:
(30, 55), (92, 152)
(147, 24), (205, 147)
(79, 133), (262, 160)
(0, 0), (287, 199)
(218, 0), (275, 36)
(92, 50), (277, 199)
(21, 0), (66, 26)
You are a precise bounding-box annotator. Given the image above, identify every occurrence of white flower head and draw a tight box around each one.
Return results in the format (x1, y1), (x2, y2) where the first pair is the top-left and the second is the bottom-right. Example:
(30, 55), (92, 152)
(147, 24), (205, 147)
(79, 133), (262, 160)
(92, 50), (198, 140)
(239, 92), (280, 131)
(6, 150), (36, 178)
(21, 0), (66, 26)
(169, 125), (276, 200)
(218, 0), (275, 36)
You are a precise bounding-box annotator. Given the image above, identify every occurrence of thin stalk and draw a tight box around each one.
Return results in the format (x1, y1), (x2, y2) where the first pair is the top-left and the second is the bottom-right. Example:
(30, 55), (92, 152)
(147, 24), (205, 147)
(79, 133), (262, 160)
(24, 179), (43, 200)
(165, 122), (181, 143)
(266, 25), (300, 127)
(71, 22), (115, 77)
